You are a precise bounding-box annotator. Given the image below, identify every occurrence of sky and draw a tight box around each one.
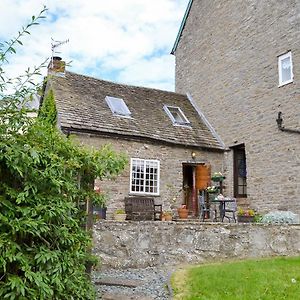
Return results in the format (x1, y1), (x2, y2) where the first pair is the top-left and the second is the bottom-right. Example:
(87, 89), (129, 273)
(0, 0), (189, 92)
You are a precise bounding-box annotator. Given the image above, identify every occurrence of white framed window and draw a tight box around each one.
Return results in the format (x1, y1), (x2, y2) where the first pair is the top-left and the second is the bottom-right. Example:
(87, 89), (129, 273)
(130, 158), (160, 195)
(163, 105), (190, 126)
(105, 96), (131, 117)
(278, 51), (293, 86)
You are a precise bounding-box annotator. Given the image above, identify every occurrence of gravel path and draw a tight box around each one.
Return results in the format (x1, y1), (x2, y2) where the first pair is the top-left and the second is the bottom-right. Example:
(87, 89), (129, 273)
(92, 266), (175, 299)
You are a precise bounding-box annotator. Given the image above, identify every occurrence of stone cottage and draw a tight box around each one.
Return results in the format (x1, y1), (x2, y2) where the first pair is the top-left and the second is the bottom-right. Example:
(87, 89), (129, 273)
(172, 0), (300, 213)
(43, 58), (224, 218)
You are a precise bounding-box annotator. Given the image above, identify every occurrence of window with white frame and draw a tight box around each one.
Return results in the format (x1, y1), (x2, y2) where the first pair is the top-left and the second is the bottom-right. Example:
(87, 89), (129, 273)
(130, 158), (160, 195)
(278, 51), (293, 86)
(105, 96), (131, 117)
(163, 105), (190, 126)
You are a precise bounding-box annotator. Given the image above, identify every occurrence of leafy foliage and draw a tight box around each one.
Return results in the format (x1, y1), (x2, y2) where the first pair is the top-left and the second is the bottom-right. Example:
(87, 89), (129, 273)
(0, 7), (127, 300)
(261, 211), (299, 224)
(39, 89), (57, 126)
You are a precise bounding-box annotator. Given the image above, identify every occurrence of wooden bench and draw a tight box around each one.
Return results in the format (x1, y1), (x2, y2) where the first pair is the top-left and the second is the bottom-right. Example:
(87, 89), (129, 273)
(124, 197), (162, 221)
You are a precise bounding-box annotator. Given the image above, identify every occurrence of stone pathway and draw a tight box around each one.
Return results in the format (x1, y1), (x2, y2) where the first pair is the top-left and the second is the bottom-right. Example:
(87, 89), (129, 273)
(92, 266), (174, 300)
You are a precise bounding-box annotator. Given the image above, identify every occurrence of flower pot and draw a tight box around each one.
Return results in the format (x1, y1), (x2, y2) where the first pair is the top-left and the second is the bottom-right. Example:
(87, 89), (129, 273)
(177, 207), (189, 219)
(164, 214), (173, 221)
(238, 215), (255, 223)
(93, 206), (107, 220)
(114, 213), (127, 221)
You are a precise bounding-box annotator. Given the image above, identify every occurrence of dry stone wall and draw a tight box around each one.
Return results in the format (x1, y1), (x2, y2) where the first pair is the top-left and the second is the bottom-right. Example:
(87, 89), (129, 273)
(93, 221), (300, 269)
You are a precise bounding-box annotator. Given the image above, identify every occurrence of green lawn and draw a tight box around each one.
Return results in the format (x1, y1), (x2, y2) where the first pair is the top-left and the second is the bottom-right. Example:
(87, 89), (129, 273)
(171, 256), (300, 300)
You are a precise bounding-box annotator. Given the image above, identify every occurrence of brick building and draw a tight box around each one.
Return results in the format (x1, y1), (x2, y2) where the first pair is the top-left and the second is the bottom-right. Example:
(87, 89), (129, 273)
(172, 0), (300, 213)
(44, 62), (224, 217)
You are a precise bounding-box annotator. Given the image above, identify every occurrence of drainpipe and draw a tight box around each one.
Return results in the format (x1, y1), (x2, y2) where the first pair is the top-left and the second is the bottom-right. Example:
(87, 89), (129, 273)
(276, 112), (300, 134)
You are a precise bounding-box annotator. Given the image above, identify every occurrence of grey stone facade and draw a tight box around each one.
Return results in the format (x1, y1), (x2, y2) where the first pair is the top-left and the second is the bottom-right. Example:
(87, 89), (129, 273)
(76, 134), (223, 218)
(174, 0), (300, 213)
(93, 221), (300, 268)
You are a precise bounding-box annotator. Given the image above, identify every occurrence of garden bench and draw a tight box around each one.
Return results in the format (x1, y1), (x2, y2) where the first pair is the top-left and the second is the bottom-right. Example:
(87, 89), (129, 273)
(124, 197), (162, 221)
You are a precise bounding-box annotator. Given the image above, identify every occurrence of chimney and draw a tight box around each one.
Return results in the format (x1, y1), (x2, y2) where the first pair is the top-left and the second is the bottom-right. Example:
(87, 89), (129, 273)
(48, 56), (66, 76)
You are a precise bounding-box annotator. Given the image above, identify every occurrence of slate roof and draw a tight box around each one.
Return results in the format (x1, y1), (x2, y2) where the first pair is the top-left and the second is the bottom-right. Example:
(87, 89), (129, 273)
(48, 71), (223, 150)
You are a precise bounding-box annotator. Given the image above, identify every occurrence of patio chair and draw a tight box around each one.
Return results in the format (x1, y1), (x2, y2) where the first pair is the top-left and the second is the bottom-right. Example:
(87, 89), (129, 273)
(199, 194), (211, 222)
(222, 197), (237, 223)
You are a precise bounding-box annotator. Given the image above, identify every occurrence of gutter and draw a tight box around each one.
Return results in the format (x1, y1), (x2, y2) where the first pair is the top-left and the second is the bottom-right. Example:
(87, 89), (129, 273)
(276, 112), (300, 134)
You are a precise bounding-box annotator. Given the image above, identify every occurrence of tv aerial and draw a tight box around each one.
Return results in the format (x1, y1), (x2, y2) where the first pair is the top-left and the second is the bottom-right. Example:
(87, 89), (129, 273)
(50, 38), (69, 67)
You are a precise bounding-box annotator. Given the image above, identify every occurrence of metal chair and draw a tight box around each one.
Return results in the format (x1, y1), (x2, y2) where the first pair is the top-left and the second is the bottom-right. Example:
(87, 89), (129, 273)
(222, 197), (237, 223)
(199, 194), (211, 222)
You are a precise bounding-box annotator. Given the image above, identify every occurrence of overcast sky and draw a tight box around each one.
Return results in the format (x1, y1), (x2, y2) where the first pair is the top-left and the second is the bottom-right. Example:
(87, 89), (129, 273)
(0, 0), (189, 91)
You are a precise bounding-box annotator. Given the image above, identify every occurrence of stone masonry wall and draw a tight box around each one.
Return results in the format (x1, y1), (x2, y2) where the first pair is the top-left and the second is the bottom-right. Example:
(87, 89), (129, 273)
(75, 134), (223, 217)
(93, 221), (300, 269)
(175, 0), (300, 214)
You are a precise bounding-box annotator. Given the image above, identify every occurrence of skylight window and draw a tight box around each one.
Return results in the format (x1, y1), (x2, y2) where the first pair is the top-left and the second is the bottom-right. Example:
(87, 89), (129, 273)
(105, 96), (131, 117)
(164, 105), (190, 126)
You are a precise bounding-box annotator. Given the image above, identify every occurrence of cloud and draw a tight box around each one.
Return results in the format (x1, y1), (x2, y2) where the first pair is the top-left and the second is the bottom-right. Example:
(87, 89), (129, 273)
(0, 0), (189, 91)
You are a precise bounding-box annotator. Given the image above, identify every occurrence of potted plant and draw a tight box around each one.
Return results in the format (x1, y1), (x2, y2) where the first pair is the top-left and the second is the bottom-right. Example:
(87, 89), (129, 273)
(211, 172), (225, 182)
(206, 186), (218, 194)
(162, 211), (173, 221)
(92, 187), (107, 220)
(237, 208), (256, 223)
(114, 209), (127, 221)
(177, 204), (189, 219)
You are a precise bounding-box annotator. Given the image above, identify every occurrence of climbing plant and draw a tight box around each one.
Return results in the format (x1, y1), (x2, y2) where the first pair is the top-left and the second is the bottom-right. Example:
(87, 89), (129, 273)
(0, 7), (127, 300)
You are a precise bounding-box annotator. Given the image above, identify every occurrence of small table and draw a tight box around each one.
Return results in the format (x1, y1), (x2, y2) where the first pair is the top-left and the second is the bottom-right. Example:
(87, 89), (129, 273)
(211, 198), (236, 222)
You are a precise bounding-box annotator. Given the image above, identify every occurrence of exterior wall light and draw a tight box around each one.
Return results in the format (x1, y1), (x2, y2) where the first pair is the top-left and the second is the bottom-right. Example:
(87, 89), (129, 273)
(191, 151), (196, 159)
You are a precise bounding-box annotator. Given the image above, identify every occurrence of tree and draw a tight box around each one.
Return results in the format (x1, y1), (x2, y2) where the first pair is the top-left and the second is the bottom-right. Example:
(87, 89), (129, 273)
(0, 8), (126, 299)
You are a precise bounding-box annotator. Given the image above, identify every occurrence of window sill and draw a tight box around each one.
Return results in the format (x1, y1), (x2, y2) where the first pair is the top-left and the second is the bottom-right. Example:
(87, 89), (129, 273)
(278, 80), (293, 87)
(129, 192), (160, 197)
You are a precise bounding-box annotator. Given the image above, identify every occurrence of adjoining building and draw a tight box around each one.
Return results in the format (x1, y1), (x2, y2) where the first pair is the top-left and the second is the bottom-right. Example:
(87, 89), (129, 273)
(172, 0), (300, 213)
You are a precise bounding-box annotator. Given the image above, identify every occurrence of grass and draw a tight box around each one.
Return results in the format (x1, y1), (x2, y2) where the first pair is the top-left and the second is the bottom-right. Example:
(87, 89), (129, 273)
(171, 256), (300, 300)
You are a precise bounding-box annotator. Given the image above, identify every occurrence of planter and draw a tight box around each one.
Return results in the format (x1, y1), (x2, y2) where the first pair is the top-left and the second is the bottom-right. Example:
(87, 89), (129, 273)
(177, 207), (189, 219)
(238, 215), (255, 223)
(164, 214), (173, 221)
(93, 207), (107, 220)
(114, 213), (127, 221)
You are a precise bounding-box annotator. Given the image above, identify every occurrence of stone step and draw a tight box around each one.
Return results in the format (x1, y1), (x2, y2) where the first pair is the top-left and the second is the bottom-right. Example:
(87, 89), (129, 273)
(102, 292), (154, 300)
(94, 277), (143, 288)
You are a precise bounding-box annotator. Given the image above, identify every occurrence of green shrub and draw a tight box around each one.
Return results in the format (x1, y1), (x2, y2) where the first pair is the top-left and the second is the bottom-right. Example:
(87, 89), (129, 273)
(0, 8), (127, 299)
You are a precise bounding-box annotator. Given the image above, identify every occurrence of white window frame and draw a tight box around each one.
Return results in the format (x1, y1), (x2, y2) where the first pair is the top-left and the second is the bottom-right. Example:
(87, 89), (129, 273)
(163, 105), (190, 126)
(129, 158), (160, 196)
(278, 51), (293, 87)
(105, 96), (131, 117)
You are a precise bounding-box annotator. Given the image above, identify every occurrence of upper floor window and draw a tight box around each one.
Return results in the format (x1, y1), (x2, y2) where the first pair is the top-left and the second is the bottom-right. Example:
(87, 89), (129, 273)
(164, 105), (190, 126)
(105, 96), (131, 117)
(130, 158), (160, 195)
(278, 51), (293, 86)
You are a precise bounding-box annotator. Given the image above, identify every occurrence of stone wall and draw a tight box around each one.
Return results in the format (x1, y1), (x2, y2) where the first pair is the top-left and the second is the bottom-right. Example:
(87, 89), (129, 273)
(174, 0), (300, 213)
(93, 221), (300, 269)
(75, 134), (223, 217)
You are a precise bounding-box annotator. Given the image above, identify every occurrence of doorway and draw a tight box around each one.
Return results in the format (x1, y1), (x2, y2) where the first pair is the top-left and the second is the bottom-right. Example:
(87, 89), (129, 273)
(182, 163), (211, 216)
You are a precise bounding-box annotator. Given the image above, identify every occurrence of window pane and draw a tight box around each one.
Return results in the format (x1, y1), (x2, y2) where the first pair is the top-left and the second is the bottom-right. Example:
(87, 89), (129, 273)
(164, 106), (190, 125)
(131, 159), (159, 195)
(281, 56), (291, 82)
(106, 96), (131, 116)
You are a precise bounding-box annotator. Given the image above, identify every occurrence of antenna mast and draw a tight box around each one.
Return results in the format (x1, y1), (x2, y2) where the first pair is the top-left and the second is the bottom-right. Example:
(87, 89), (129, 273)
(51, 38), (69, 67)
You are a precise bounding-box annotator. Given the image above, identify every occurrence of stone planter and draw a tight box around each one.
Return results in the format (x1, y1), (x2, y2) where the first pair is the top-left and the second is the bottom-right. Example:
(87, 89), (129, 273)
(114, 213), (127, 221)
(238, 215), (255, 223)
